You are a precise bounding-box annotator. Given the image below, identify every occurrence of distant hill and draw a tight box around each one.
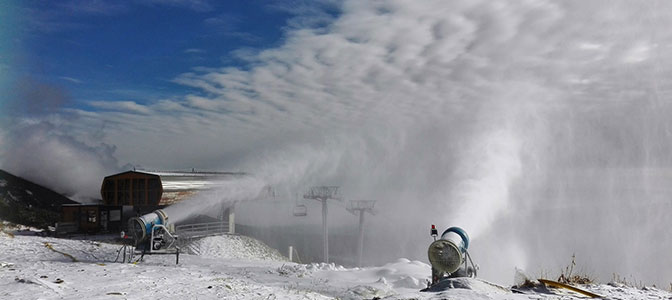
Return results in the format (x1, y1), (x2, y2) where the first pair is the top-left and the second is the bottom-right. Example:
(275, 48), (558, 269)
(0, 169), (77, 228)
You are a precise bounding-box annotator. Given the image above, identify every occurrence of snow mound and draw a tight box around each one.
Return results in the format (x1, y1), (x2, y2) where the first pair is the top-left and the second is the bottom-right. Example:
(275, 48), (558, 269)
(275, 263), (312, 277)
(271, 262), (352, 278)
(583, 283), (671, 300)
(1, 220), (46, 235)
(341, 285), (394, 300)
(308, 262), (348, 271)
(362, 258), (430, 290)
(393, 275), (423, 289)
(185, 234), (288, 261)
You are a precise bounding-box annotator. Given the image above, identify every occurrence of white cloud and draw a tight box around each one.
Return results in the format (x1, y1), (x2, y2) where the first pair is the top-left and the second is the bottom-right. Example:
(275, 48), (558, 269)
(59, 76), (83, 84)
(184, 48), (205, 54)
(0, 121), (122, 201)
(623, 42), (652, 63)
(185, 95), (222, 111)
(88, 100), (152, 115)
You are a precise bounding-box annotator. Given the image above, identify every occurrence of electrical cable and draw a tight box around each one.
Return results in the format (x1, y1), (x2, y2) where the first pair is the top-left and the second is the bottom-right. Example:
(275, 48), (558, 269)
(113, 246), (123, 263)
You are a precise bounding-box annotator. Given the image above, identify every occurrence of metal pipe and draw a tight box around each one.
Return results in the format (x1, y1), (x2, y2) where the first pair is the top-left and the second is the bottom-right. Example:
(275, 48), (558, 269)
(357, 209), (365, 267)
(322, 199), (328, 263)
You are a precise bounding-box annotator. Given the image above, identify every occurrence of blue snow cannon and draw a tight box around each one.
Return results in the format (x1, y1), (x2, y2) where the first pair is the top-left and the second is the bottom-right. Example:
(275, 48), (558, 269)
(427, 226), (476, 286)
(128, 209), (169, 245)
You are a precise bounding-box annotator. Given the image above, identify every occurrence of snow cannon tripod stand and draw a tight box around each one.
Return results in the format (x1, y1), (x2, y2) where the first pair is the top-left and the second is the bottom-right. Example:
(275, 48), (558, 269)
(127, 209), (180, 264)
(424, 225), (478, 289)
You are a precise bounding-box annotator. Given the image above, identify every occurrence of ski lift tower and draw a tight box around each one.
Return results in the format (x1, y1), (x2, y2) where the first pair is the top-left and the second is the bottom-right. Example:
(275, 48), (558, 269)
(304, 186), (340, 263)
(346, 200), (376, 267)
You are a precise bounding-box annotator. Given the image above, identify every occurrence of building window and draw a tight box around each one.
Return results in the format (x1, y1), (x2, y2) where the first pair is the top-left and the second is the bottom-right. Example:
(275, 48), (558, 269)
(148, 178), (161, 205)
(102, 179), (116, 205)
(87, 210), (97, 223)
(119, 179), (131, 205)
(132, 178), (145, 205)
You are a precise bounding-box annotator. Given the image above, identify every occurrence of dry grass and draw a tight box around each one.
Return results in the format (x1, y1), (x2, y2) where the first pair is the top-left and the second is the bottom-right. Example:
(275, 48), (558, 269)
(554, 254), (666, 290)
(557, 254), (594, 285)
(611, 273), (645, 289)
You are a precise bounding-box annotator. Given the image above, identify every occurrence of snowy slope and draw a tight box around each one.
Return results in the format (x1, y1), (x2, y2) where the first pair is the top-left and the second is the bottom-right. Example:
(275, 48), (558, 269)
(0, 169), (76, 209)
(1, 230), (671, 300)
(0, 169), (77, 228)
(184, 235), (288, 261)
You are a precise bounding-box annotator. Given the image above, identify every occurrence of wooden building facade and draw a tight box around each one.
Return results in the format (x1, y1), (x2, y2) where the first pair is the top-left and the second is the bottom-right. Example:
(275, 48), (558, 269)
(100, 170), (246, 227)
(58, 204), (123, 235)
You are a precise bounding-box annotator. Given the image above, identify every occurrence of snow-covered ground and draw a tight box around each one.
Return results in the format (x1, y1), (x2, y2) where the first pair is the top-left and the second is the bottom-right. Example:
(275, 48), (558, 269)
(1, 228), (671, 299)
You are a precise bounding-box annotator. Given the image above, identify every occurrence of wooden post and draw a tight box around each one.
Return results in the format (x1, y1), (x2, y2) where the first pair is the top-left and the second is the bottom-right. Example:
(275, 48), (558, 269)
(228, 204), (235, 234)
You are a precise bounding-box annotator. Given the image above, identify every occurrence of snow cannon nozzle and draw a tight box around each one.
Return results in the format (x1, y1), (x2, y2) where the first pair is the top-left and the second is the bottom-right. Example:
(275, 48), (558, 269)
(424, 226), (477, 290)
(441, 226), (469, 252)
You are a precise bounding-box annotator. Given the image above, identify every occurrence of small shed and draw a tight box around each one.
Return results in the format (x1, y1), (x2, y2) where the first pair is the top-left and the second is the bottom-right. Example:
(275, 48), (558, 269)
(59, 204), (122, 235)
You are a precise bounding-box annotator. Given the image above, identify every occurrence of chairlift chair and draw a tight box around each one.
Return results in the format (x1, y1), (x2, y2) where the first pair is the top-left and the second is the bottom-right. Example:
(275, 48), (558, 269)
(293, 204), (307, 216)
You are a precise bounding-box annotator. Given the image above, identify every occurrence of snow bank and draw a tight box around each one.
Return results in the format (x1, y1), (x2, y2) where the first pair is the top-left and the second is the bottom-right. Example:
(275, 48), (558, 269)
(1, 220), (45, 234)
(184, 235), (288, 261)
(0, 234), (331, 299)
(1, 233), (671, 300)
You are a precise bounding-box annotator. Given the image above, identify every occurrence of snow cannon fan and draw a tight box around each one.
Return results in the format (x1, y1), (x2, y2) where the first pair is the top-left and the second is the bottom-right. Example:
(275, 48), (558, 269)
(129, 209), (168, 244)
(426, 226), (477, 287)
(127, 209), (180, 263)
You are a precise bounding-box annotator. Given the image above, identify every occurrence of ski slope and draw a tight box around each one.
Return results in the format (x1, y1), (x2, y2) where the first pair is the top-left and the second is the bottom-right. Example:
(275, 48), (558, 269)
(1, 229), (670, 299)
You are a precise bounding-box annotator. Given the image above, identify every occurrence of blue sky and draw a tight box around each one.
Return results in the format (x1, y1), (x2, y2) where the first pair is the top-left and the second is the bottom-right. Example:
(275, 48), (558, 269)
(2, 0), (336, 110)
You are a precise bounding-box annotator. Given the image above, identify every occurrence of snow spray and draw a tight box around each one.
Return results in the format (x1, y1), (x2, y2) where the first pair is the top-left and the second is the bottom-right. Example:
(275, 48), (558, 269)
(162, 175), (268, 225)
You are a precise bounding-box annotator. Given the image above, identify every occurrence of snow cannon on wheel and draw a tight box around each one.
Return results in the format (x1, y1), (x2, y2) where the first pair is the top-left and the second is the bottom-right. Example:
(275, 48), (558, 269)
(128, 209), (180, 264)
(425, 225), (477, 289)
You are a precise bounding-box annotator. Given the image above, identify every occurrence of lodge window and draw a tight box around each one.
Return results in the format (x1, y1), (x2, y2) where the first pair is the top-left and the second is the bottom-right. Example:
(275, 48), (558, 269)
(101, 179), (116, 205)
(132, 178), (145, 205)
(147, 178), (161, 205)
(119, 179), (131, 205)
(87, 210), (97, 223)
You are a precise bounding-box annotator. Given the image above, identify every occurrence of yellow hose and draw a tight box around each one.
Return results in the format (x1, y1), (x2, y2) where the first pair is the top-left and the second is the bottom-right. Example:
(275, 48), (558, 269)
(43, 242), (78, 262)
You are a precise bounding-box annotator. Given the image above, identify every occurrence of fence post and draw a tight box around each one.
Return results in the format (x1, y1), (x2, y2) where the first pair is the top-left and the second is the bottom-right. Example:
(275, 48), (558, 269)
(228, 205), (235, 234)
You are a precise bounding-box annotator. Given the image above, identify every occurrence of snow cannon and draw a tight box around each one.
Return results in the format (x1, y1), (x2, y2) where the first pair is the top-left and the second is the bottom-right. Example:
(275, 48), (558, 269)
(126, 209), (179, 264)
(128, 209), (169, 245)
(426, 226), (477, 287)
